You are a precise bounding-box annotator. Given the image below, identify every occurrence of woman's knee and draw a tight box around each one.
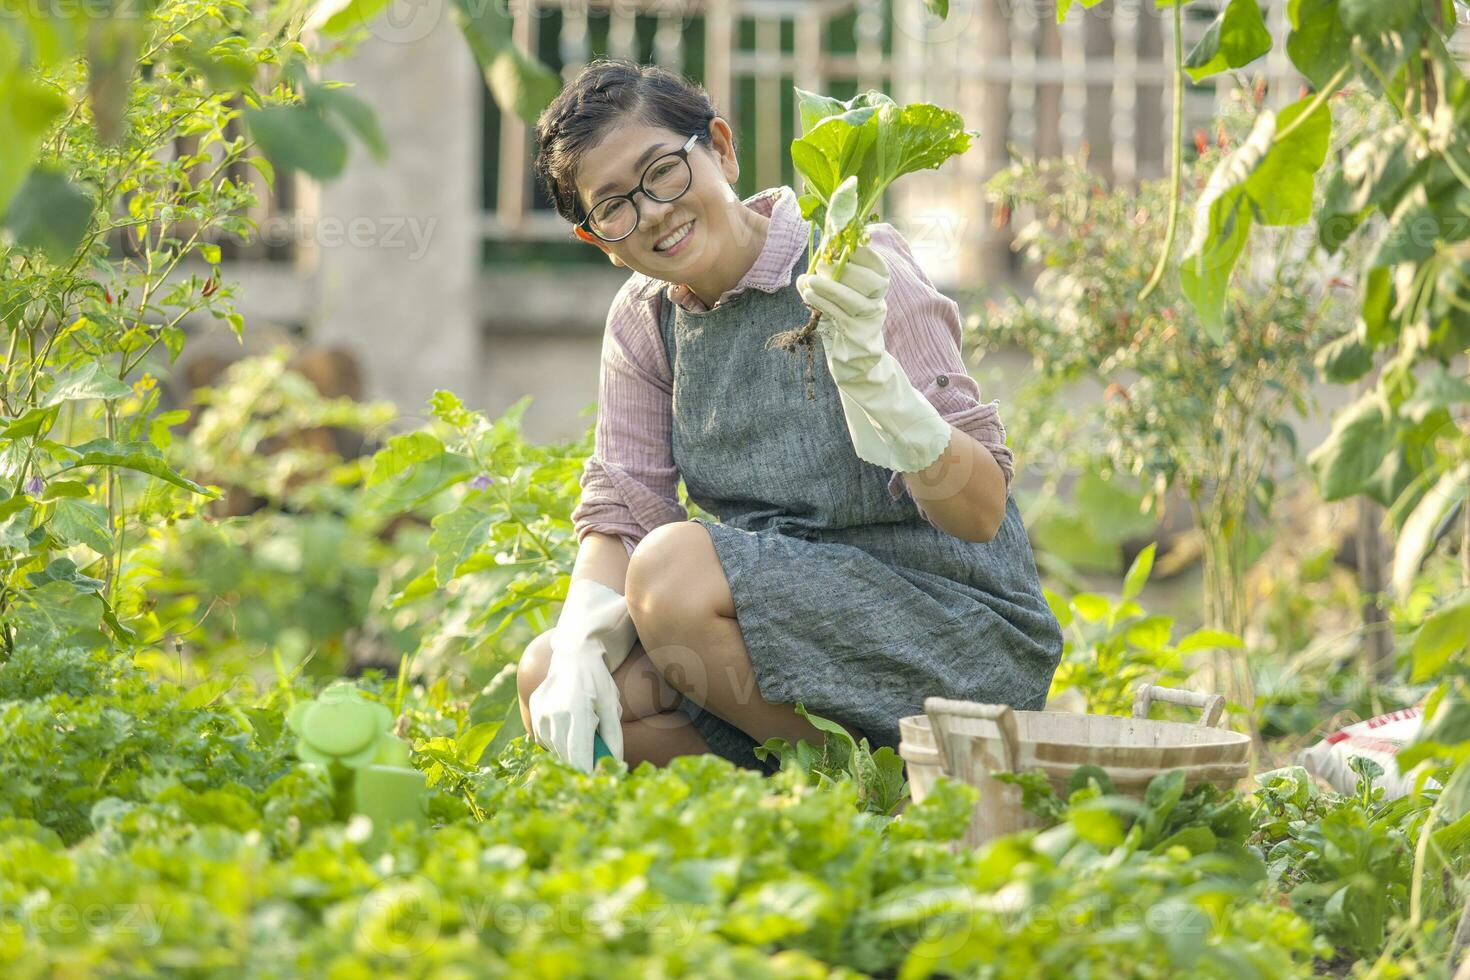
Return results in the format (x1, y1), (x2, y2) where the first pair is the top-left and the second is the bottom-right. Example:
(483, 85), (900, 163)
(624, 523), (684, 623)
(625, 521), (726, 625)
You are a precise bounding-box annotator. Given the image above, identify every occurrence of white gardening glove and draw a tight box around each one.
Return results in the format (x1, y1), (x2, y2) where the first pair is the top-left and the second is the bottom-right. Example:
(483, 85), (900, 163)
(796, 242), (952, 473)
(528, 578), (638, 773)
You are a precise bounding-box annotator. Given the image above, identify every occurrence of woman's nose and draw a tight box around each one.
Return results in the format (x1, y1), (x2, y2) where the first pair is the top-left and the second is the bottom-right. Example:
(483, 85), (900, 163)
(640, 195), (677, 236)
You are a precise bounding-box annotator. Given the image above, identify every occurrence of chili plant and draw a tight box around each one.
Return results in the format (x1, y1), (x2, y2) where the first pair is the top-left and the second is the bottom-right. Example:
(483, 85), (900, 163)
(0, 0), (389, 654)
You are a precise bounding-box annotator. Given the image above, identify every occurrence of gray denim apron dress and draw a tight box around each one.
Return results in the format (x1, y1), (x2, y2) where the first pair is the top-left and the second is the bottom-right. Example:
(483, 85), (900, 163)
(656, 247), (1063, 774)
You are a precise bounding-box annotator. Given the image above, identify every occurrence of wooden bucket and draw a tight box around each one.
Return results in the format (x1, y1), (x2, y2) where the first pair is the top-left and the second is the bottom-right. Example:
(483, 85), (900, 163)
(897, 683), (1251, 849)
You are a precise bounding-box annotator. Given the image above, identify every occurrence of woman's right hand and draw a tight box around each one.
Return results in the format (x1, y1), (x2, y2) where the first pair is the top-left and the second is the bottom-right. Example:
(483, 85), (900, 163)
(527, 578), (638, 773)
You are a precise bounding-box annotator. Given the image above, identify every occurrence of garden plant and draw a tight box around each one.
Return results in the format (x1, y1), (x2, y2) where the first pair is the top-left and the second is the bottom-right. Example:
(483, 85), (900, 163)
(0, 0), (1465, 975)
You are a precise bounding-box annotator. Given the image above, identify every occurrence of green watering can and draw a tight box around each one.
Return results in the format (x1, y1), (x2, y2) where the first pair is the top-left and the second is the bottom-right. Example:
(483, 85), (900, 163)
(286, 681), (427, 857)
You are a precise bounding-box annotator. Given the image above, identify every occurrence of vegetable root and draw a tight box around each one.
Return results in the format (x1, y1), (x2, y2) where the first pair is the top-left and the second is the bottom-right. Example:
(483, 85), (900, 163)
(763, 309), (824, 401)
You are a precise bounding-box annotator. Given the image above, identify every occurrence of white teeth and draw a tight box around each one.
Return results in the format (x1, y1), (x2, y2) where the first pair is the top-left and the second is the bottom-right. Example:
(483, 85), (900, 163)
(655, 220), (694, 251)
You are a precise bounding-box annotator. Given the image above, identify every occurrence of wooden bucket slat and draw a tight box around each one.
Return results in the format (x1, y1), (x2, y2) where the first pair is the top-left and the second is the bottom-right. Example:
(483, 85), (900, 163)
(900, 683), (1250, 850)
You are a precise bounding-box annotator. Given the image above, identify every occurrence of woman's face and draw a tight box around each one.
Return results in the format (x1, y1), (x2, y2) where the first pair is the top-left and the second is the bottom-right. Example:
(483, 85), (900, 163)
(573, 118), (746, 281)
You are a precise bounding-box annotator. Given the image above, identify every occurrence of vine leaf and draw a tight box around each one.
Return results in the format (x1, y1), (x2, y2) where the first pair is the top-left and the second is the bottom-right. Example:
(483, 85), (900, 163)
(1317, 122), (1420, 254)
(1180, 94), (1331, 338)
(1184, 0), (1273, 82)
(1306, 393), (1395, 502)
(1286, 0), (1352, 89)
(1393, 464), (1469, 602)
(451, 0), (562, 125)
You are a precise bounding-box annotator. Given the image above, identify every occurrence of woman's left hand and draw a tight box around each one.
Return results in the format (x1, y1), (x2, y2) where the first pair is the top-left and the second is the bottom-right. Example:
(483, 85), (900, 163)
(796, 242), (952, 474)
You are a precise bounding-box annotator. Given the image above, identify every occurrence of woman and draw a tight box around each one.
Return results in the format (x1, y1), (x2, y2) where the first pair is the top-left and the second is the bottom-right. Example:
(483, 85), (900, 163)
(516, 58), (1063, 775)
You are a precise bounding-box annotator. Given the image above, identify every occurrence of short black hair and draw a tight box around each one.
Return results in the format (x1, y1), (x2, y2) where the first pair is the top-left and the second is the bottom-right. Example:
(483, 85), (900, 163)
(533, 58), (722, 228)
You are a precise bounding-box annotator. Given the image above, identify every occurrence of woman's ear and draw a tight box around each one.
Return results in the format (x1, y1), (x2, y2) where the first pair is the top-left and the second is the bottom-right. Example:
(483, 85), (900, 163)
(708, 117), (740, 184)
(574, 226), (627, 267)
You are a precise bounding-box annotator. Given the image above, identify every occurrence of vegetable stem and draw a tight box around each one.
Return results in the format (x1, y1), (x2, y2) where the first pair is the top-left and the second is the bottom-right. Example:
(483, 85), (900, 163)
(765, 220), (870, 401)
(1138, 2), (1184, 304)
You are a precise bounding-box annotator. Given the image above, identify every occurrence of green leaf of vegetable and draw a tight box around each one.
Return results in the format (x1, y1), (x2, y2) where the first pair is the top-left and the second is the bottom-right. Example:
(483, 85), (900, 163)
(1307, 393), (1395, 501)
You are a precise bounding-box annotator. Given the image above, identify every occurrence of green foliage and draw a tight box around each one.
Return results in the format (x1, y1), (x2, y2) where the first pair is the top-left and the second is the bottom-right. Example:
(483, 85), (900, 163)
(1025, 467), (1159, 577)
(0, 2), (1463, 974)
(978, 144), (1338, 644)
(1251, 764), (1450, 961)
(0, 0), (387, 652)
(1180, 94), (1333, 339)
(447, 0), (562, 124)
(753, 701), (910, 817)
(1184, 0), (1274, 84)
(372, 389), (627, 678)
(114, 350), (415, 679)
(1045, 543), (1242, 715)
(904, 766), (1324, 978)
(0, 642), (1332, 977)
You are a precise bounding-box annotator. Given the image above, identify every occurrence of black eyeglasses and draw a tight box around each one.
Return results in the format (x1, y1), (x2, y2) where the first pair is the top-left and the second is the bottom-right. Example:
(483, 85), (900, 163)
(578, 132), (701, 243)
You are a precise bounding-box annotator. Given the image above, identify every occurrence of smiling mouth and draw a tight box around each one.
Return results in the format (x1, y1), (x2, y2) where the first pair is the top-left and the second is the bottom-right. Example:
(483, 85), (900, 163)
(653, 219), (696, 252)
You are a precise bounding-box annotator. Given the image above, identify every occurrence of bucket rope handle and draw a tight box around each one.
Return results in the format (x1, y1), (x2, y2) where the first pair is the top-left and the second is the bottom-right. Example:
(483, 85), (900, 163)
(922, 697), (1020, 775)
(1131, 683), (1226, 728)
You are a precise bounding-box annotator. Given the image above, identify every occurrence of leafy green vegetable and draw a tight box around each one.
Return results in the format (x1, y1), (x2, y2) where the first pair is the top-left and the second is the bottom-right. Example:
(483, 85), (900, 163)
(753, 701), (909, 816)
(769, 89), (977, 359)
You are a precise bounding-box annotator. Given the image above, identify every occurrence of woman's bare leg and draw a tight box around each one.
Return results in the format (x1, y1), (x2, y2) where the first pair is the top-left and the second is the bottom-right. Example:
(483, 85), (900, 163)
(609, 643), (712, 763)
(624, 522), (868, 749)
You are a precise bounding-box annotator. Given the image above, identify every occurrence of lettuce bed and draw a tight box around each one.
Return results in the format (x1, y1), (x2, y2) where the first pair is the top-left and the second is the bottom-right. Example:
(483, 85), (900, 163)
(0, 650), (1352, 978)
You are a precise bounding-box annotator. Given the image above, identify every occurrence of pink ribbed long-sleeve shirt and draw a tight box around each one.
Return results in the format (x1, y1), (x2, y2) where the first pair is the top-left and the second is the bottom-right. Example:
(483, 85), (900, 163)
(570, 184), (1014, 558)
